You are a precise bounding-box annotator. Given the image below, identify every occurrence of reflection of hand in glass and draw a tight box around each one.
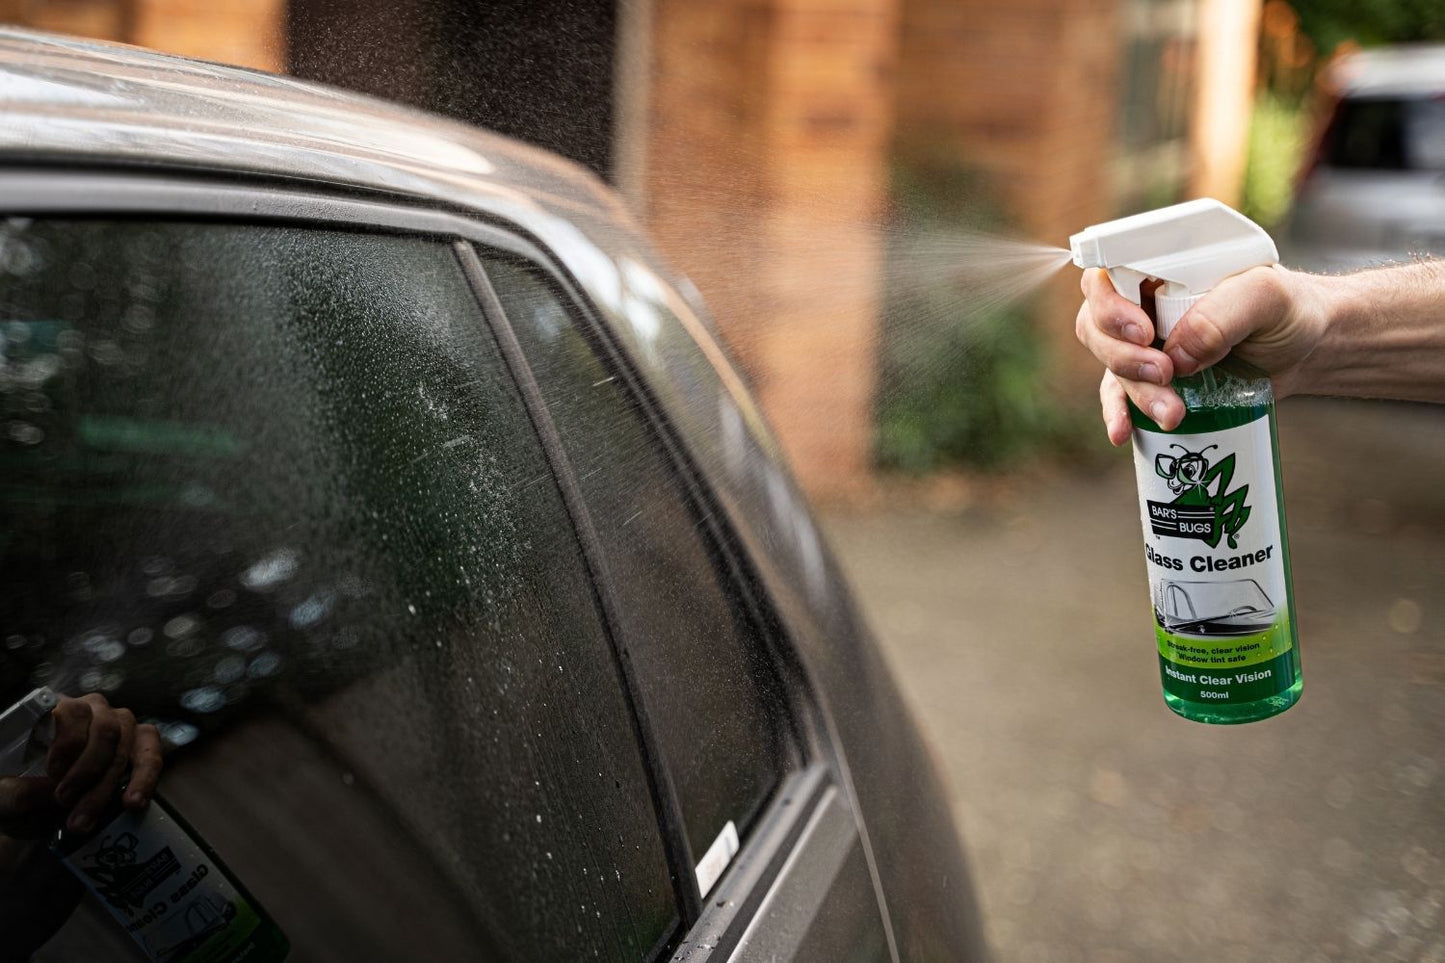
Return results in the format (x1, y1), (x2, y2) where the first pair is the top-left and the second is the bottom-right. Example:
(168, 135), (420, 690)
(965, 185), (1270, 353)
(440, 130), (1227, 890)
(1, 693), (163, 839)
(1, 693), (164, 956)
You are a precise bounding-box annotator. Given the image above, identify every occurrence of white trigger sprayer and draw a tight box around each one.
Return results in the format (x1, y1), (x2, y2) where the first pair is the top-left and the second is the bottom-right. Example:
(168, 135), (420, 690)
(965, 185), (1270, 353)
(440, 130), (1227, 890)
(1067, 198), (1302, 725)
(1069, 197), (1278, 338)
(0, 686), (60, 777)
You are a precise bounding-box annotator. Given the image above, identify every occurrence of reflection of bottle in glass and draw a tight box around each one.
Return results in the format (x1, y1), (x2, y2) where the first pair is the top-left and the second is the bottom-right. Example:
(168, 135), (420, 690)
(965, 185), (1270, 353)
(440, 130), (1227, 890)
(1071, 200), (1303, 724)
(1, 688), (290, 962)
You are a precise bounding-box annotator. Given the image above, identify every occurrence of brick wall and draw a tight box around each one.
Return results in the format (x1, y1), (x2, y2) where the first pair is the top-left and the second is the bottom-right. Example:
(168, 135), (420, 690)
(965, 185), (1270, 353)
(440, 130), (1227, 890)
(0, 0), (284, 72)
(130, 0), (285, 73)
(641, 0), (899, 499)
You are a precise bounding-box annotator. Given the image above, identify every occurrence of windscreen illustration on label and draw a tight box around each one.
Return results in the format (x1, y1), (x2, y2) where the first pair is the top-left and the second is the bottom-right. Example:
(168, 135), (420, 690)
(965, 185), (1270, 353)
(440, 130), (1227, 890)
(1133, 413), (1298, 706)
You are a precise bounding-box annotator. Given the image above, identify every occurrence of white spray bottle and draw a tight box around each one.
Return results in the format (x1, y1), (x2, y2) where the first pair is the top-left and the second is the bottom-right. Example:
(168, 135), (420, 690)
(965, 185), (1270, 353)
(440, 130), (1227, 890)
(1070, 198), (1302, 724)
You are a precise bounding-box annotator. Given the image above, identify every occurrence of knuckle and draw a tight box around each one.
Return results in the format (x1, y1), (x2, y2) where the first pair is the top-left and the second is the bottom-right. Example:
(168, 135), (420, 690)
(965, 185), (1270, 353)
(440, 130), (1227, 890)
(1181, 309), (1227, 355)
(55, 699), (91, 725)
(92, 716), (123, 746)
(1105, 351), (1137, 377)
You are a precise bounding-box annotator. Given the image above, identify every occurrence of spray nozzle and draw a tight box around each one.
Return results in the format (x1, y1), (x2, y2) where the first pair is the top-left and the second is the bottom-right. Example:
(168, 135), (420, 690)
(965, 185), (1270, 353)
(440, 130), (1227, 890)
(1069, 198), (1278, 337)
(0, 687), (59, 778)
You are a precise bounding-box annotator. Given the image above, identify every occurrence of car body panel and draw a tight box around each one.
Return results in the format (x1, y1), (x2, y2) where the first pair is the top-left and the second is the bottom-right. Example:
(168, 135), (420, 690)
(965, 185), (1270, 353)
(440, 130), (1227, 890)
(0, 28), (985, 960)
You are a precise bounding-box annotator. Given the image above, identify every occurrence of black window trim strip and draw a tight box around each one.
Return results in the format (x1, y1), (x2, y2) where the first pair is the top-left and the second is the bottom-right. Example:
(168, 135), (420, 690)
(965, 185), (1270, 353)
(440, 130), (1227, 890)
(467, 247), (808, 795)
(451, 241), (703, 925)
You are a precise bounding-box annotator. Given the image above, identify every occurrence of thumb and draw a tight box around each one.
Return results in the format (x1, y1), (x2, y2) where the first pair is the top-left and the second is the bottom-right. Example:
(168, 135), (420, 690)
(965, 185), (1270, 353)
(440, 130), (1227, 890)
(1163, 266), (1288, 376)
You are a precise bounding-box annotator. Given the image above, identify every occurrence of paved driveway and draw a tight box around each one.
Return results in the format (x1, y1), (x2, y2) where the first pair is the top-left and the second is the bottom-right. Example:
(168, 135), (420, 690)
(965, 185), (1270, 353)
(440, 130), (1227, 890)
(825, 398), (1445, 963)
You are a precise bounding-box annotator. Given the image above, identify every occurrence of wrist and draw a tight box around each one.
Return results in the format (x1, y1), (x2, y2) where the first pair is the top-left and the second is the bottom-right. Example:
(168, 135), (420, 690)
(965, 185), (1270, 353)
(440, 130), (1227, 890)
(1282, 267), (1347, 396)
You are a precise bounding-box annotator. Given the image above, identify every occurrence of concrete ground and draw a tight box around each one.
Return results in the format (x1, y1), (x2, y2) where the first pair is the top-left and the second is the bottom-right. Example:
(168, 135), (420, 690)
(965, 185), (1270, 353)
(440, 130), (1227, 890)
(824, 398), (1445, 963)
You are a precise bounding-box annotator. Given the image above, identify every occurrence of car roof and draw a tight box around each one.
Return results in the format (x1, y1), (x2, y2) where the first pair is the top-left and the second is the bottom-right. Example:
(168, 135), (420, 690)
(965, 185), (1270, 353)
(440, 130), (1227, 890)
(0, 27), (632, 225)
(1329, 43), (1445, 98)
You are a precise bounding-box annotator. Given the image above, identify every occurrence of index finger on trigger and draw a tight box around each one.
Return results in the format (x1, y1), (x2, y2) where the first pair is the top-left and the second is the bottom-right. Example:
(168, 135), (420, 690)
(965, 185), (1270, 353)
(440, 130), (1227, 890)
(1081, 269), (1154, 346)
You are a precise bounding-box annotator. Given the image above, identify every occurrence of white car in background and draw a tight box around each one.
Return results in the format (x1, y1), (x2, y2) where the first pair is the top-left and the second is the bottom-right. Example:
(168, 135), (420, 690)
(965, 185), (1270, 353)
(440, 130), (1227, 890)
(1285, 44), (1445, 269)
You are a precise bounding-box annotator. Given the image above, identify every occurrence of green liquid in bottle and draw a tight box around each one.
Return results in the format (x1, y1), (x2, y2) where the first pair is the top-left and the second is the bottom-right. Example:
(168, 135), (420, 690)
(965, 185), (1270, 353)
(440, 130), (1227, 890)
(1129, 356), (1303, 724)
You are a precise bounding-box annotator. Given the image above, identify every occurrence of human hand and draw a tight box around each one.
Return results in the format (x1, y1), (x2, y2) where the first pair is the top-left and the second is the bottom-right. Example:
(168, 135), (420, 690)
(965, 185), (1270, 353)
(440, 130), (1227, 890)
(1075, 265), (1332, 444)
(0, 693), (163, 839)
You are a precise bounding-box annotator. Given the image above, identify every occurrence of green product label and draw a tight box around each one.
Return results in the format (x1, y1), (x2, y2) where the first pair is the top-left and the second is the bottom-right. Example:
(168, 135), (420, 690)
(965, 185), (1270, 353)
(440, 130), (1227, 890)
(1158, 650), (1297, 704)
(1133, 412), (1298, 707)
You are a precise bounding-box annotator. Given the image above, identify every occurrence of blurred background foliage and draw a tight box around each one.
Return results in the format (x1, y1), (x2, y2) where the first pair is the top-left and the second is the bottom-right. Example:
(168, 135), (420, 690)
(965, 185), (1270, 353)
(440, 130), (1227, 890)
(1292, 0), (1445, 49)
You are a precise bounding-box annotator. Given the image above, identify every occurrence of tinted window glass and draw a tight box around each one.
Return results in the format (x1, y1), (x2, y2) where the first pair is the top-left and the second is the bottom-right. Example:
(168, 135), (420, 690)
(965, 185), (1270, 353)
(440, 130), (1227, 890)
(482, 256), (790, 881)
(0, 220), (676, 961)
(1323, 97), (1445, 172)
(1328, 98), (1407, 169)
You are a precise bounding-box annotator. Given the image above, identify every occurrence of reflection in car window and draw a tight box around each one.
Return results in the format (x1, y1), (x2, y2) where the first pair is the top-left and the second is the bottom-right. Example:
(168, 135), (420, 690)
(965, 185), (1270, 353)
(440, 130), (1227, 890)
(0, 220), (677, 961)
(482, 256), (792, 887)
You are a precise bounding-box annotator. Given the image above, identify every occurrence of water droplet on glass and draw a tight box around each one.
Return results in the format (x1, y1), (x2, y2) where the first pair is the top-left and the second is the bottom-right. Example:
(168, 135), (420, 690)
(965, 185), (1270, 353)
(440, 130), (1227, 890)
(147, 574), (197, 599)
(289, 590), (335, 629)
(81, 633), (126, 663)
(167, 636), (205, 658)
(248, 652), (282, 678)
(240, 549), (299, 591)
(89, 339), (124, 366)
(163, 614), (202, 640)
(121, 304), (155, 334)
(79, 668), (124, 692)
(221, 626), (266, 652)
(127, 627), (153, 647)
(213, 655), (246, 685)
(207, 589), (237, 609)
(6, 421), (44, 445)
(156, 720), (199, 748)
(180, 686), (227, 713)
(340, 771), (356, 786)
(6, 634), (27, 650)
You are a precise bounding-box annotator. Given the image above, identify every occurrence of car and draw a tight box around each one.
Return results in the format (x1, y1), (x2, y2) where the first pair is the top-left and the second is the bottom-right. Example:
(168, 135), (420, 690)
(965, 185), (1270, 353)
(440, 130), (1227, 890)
(1284, 43), (1445, 269)
(0, 27), (986, 963)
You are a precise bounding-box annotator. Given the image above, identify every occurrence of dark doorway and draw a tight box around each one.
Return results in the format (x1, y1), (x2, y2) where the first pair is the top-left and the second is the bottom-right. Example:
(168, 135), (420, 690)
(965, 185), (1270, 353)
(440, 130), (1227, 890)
(288, 0), (618, 180)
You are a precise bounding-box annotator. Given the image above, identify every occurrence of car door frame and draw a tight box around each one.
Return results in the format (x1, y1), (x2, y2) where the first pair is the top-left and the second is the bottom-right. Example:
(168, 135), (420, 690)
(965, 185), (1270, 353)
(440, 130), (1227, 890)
(0, 168), (900, 963)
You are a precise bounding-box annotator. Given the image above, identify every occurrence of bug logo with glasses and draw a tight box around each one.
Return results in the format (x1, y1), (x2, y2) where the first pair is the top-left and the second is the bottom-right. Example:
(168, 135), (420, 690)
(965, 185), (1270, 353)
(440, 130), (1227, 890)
(1146, 444), (1252, 550)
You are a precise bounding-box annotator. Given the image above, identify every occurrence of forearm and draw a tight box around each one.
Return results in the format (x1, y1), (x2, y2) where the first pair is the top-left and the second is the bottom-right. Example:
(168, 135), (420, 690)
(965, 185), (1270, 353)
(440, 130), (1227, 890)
(1302, 259), (1445, 403)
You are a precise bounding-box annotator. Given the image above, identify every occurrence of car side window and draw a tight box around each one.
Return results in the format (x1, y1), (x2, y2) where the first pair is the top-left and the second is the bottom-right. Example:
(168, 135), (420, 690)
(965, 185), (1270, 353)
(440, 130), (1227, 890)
(480, 255), (793, 892)
(0, 220), (678, 961)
